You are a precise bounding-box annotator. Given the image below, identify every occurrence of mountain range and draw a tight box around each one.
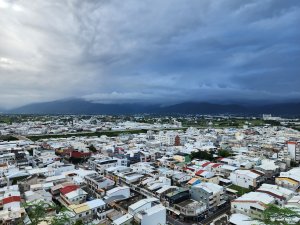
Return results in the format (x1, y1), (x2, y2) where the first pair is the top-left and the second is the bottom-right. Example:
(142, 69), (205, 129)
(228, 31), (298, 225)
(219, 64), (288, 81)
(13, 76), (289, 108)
(2, 99), (300, 116)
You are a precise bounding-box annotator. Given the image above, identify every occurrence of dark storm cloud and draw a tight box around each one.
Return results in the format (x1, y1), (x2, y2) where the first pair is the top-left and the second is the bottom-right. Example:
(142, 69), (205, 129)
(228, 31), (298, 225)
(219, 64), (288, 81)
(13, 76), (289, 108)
(0, 0), (299, 108)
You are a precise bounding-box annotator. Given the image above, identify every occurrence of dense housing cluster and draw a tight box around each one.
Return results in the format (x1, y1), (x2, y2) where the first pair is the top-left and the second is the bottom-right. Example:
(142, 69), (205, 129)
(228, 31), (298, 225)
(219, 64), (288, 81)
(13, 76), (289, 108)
(0, 115), (300, 225)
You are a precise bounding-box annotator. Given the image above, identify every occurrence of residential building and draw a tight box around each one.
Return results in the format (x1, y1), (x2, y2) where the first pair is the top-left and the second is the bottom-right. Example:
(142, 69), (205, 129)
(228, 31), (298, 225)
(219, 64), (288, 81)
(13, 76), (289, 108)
(190, 182), (225, 210)
(229, 170), (265, 189)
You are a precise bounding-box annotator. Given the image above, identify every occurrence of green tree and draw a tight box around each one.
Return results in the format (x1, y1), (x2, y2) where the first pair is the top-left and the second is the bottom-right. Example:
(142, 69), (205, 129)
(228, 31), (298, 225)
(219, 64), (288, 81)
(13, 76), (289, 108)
(88, 144), (97, 152)
(256, 204), (300, 225)
(73, 220), (84, 225)
(190, 150), (214, 161)
(24, 201), (72, 225)
(218, 149), (231, 157)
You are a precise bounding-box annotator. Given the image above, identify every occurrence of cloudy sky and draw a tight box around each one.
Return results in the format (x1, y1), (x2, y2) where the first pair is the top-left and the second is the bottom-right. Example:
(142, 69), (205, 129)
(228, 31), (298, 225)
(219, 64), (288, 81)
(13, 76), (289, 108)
(0, 0), (300, 108)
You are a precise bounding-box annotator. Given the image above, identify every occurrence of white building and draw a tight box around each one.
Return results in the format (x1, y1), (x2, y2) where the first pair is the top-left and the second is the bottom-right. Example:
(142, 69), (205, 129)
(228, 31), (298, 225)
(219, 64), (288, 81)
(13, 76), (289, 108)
(231, 192), (275, 218)
(127, 198), (166, 225)
(287, 141), (300, 161)
(276, 167), (300, 190)
(68, 199), (107, 223)
(229, 170), (264, 189)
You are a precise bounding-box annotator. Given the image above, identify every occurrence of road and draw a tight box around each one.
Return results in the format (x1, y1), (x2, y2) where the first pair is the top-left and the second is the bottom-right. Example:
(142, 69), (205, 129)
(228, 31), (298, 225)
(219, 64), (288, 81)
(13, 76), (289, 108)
(200, 204), (230, 225)
(167, 215), (198, 225)
(13, 135), (31, 141)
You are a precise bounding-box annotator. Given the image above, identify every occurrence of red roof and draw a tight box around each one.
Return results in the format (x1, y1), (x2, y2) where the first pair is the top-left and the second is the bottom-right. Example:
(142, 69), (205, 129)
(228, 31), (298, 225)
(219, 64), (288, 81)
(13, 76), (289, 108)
(212, 163), (222, 168)
(202, 162), (211, 167)
(60, 185), (79, 195)
(71, 151), (91, 158)
(3, 196), (21, 204)
(196, 170), (205, 176)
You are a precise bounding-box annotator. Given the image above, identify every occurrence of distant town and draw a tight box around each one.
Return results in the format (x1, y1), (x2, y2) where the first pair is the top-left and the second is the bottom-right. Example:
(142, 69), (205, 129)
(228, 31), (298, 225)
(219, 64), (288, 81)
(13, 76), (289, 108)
(0, 114), (299, 225)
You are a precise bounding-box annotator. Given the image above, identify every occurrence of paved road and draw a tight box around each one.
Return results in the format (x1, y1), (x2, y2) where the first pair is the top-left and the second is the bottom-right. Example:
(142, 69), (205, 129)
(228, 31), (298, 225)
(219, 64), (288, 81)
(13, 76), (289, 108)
(167, 215), (197, 225)
(200, 204), (230, 225)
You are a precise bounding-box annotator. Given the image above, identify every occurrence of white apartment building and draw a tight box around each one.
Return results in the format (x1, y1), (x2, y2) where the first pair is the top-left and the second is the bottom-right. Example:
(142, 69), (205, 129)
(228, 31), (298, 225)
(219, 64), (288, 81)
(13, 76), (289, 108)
(229, 170), (264, 189)
(287, 141), (300, 161)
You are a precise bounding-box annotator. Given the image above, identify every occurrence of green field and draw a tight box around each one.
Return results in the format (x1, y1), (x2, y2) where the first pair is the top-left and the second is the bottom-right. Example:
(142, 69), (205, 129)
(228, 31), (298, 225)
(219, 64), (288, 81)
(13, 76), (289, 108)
(228, 184), (251, 196)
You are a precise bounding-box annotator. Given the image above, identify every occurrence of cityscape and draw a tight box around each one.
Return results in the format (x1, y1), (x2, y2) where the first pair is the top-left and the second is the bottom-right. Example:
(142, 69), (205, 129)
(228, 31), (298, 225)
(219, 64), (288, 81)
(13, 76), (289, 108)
(1, 1), (300, 225)
(0, 114), (300, 224)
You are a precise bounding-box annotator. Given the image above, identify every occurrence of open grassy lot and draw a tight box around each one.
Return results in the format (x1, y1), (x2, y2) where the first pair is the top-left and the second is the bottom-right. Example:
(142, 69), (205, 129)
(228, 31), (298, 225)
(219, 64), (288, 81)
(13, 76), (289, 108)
(228, 184), (251, 196)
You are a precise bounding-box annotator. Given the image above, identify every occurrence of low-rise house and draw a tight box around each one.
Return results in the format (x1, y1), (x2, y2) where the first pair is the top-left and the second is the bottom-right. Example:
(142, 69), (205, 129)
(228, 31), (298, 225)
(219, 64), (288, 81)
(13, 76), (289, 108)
(47, 162), (75, 176)
(128, 198), (166, 225)
(68, 199), (107, 223)
(231, 192), (275, 219)
(195, 170), (219, 184)
(229, 170), (265, 189)
(45, 174), (67, 184)
(89, 157), (127, 175)
(173, 152), (191, 163)
(165, 188), (190, 207)
(174, 199), (207, 222)
(120, 171), (144, 184)
(25, 189), (52, 203)
(145, 176), (171, 192)
(104, 186), (130, 203)
(286, 195), (300, 208)
(112, 214), (133, 225)
(172, 172), (192, 185)
(256, 184), (294, 206)
(187, 178), (201, 186)
(85, 174), (115, 197)
(275, 167), (300, 190)
(134, 204), (166, 225)
(59, 185), (87, 206)
(229, 213), (259, 225)
(156, 185), (178, 199)
(190, 182), (225, 210)
(130, 162), (155, 175)
(220, 164), (238, 177)
(255, 159), (280, 179)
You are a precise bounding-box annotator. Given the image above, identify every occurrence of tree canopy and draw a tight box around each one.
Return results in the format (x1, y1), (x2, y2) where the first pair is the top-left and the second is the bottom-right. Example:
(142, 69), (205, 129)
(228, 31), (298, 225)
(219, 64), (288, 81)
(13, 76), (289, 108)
(24, 201), (72, 225)
(257, 204), (300, 225)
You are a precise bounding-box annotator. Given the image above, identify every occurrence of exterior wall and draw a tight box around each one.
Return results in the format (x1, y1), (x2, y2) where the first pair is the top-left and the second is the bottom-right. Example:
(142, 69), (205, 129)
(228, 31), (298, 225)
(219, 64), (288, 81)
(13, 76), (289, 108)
(190, 186), (224, 210)
(61, 192), (87, 205)
(140, 207), (166, 225)
(229, 173), (256, 189)
(275, 178), (299, 190)
(173, 155), (185, 163)
(107, 187), (130, 199)
(54, 164), (75, 175)
(231, 202), (265, 219)
(128, 202), (151, 215)
(72, 206), (106, 223)
(287, 142), (296, 160)
(190, 187), (210, 208)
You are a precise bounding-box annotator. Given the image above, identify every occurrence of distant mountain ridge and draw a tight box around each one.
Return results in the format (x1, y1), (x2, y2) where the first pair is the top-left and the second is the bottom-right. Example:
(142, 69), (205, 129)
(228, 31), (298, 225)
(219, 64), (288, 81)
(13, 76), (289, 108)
(4, 99), (300, 116)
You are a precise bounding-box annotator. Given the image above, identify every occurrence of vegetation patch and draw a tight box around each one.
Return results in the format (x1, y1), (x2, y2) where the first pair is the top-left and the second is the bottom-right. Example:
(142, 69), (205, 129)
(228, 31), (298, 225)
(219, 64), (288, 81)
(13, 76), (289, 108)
(228, 184), (250, 196)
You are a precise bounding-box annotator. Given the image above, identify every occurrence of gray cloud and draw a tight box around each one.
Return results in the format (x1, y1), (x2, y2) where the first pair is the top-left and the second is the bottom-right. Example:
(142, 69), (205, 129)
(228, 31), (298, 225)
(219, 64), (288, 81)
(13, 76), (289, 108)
(0, 0), (299, 108)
